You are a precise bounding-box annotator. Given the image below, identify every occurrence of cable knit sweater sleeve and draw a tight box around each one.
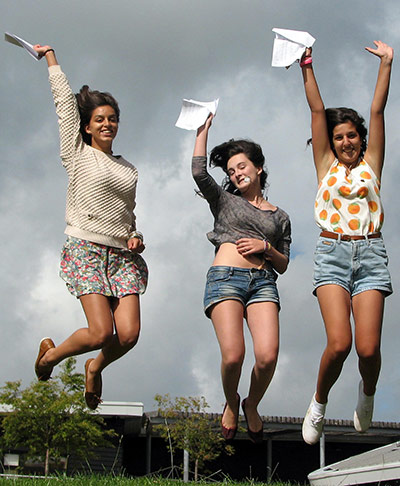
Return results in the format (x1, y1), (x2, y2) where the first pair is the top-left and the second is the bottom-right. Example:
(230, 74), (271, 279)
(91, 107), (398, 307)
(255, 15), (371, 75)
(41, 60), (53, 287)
(48, 65), (84, 167)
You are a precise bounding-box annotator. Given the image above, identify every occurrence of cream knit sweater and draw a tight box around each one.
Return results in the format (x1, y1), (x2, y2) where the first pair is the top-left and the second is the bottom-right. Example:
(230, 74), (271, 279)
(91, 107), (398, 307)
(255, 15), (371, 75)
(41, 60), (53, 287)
(49, 65), (139, 249)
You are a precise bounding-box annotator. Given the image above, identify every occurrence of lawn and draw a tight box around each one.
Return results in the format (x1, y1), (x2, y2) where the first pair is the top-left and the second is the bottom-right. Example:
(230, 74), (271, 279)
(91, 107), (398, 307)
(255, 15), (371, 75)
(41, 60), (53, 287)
(0, 475), (300, 486)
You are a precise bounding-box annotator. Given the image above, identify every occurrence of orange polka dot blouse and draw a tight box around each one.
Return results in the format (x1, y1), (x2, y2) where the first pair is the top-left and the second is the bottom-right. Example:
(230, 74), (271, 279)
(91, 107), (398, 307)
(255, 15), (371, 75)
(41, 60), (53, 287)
(314, 159), (383, 235)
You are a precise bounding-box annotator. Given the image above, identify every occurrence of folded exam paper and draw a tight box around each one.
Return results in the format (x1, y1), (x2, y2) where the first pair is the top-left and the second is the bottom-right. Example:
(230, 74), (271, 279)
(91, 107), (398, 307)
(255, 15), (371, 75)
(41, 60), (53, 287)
(175, 98), (219, 131)
(271, 28), (315, 68)
(4, 32), (40, 60)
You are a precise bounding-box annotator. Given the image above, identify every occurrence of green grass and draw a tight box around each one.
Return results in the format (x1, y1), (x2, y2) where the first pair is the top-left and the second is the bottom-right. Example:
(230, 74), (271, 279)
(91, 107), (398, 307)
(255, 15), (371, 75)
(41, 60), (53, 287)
(0, 475), (300, 486)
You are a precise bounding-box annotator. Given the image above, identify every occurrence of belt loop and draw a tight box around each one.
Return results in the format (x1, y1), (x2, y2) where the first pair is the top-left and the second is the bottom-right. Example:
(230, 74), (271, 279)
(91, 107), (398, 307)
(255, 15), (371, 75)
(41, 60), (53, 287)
(229, 267), (234, 276)
(338, 233), (342, 244)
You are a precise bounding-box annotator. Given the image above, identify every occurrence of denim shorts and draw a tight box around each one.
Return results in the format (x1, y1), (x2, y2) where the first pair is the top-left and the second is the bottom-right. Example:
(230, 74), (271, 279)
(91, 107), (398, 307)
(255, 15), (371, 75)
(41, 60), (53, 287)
(60, 236), (148, 298)
(313, 236), (392, 297)
(203, 266), (280, 317)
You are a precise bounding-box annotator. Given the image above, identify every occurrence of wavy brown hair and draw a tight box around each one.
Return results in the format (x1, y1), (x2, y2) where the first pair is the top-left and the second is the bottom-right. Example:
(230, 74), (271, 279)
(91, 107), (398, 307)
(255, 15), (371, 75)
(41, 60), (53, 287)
(75, 85), (120, 145)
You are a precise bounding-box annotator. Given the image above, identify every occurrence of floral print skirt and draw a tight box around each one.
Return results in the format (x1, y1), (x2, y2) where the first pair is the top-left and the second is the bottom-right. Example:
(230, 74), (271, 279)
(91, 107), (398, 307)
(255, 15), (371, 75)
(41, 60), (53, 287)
(60, 237), (148, 298)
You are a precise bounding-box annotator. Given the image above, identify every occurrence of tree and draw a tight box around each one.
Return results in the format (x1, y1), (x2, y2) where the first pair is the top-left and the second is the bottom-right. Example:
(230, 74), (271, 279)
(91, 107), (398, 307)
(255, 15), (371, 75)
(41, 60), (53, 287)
(154, 394), (234, 481)
(0, 358), (115, 475)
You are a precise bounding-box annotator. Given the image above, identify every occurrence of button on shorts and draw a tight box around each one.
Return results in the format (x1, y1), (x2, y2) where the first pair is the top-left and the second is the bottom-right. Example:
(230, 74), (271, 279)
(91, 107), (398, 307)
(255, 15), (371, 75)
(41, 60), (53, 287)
(313, 236), (392, 297)
(203, 265), (280, 318)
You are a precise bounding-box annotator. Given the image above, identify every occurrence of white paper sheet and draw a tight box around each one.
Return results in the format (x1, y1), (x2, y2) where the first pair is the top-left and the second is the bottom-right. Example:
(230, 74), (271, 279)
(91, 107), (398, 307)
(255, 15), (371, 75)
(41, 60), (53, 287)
(175, 98), (219, 131)
(4, 32), (40, 60)
(271, 28), (315, 68)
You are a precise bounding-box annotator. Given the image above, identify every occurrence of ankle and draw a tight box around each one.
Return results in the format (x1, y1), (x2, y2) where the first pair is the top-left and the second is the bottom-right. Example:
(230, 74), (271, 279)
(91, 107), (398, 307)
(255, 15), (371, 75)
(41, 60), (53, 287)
(313, 394), (327, 415)
(41, 348), (55, 366)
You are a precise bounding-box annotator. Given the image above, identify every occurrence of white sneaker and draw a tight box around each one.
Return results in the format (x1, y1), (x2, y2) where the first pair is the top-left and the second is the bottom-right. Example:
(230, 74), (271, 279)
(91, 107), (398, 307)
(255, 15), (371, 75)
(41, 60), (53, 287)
(354, 380), (374, 432)
(302, 394), (325, 445)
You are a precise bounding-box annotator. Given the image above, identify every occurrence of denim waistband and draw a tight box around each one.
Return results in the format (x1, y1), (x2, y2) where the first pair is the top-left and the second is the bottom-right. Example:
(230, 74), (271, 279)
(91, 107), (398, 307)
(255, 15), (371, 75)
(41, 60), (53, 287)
(210, 265), (273, 277)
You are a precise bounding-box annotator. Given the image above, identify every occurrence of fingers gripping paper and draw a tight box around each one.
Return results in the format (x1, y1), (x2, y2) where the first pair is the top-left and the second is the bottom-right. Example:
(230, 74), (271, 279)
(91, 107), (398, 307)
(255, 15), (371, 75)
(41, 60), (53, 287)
(271, 28), (315, 68)
(175, 98), (219, 131)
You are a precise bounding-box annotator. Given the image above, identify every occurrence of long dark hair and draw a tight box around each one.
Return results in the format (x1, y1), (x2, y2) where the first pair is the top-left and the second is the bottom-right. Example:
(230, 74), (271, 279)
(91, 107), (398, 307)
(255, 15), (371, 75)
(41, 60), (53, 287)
(325, 107), (367, 158)
(210, 139), (268, 194)
(75, 85), (120, 145)
(308, 107), (368, 158)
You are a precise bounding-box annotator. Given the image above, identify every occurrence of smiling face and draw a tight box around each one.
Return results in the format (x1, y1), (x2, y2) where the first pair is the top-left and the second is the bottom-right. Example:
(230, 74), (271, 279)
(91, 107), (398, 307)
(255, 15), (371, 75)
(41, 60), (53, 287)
(85, 105), (118, 153)
(332, 121), (362, 165)
(226, 153), (262, 192)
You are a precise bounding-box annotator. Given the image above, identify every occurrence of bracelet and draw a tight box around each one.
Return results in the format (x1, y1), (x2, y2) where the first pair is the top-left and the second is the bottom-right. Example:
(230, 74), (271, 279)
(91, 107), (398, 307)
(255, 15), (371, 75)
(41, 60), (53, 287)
(264, 240), (272, 253)
(129, 231), (144, 242)
(43, 48), (55, 56)
(300, 56), (312, 68)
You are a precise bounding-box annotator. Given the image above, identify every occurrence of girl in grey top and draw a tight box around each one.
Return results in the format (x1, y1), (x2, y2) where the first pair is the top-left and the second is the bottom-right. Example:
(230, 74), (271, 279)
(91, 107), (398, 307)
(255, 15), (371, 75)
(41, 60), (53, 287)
(192, 114), (291, 443)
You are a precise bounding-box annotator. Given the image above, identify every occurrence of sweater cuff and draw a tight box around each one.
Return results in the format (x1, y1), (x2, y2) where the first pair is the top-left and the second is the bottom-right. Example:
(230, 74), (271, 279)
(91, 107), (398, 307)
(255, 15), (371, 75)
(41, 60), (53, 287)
(128, 231), (144, 242)
(48, 65), (62, 75)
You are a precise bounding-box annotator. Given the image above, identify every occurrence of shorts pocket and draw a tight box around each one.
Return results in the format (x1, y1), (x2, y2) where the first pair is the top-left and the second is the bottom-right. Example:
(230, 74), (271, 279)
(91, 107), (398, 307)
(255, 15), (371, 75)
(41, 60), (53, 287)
(206, 267), (231, 283)
(315, 238), (336, 255)
(369, 240), (388, 259)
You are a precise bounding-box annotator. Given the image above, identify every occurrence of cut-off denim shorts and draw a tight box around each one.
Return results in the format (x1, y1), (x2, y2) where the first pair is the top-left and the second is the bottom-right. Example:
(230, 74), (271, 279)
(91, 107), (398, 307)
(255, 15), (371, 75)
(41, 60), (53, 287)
(203, 265), (280, 318)
(60, 236), (148, 298)
(313, 235), (392, 297)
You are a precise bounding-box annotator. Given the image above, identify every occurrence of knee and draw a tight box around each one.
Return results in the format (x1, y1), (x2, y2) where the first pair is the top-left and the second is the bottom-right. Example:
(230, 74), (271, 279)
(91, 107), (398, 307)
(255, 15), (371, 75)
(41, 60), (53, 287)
(222, 351), (245, 371)
(118, 330), (140, 350)
(326, 340), (352, 362)
(357, 343), (380, 361)
(89, 328), (114, 349)
(255, 350), (278, 372)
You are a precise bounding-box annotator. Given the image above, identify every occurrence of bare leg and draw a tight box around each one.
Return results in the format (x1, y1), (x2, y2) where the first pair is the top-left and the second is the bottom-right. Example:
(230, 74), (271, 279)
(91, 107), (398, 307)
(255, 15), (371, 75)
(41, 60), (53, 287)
(353, 290), (384, 395)
(38, 294), (114, 369)
(210, 300), (245, 430)
(86, 294), (141, 391)
(315, 285), (352, 404)
(244, 302), (279, 432)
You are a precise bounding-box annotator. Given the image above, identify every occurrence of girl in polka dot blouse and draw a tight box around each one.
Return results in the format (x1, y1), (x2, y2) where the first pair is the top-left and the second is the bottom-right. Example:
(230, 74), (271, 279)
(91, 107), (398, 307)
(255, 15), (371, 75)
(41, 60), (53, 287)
(298, 41), (393, 445)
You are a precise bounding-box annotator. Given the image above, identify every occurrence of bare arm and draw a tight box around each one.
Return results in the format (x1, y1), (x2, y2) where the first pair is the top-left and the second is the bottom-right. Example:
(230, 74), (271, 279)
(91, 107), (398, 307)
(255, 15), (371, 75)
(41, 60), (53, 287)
(300, 48), (334, 181)
(33, 44), (59, 67)
(193, 114), (213, 156)
(364, 41), (394, 178)
(235, 238), (288, 274)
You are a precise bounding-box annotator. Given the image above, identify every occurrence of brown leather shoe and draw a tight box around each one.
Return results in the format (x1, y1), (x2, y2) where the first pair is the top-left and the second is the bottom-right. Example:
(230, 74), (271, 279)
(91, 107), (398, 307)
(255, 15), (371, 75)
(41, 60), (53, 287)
(84, 359), (102, 410)
(35, 337), (55, 381)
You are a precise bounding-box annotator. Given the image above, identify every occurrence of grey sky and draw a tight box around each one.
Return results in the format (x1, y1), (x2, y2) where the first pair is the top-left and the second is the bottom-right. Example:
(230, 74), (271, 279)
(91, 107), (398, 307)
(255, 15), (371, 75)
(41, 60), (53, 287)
(1, 0), (400, 422)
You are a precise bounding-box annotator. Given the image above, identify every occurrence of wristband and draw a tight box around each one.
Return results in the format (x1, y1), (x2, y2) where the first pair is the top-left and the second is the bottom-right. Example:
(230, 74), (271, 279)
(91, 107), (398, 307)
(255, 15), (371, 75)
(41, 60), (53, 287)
(43, 48), (55, 56)
(264, 240), (272, 253)
(300, 56), (312, 68)
(129, 231), (144, 242)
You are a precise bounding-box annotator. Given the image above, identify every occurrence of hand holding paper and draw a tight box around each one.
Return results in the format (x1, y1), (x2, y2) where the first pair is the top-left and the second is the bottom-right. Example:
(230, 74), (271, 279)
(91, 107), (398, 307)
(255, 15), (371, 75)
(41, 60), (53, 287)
(4, 32), (40, 60)
(175, 98), (219, 131)
(271, 28), (315, 68)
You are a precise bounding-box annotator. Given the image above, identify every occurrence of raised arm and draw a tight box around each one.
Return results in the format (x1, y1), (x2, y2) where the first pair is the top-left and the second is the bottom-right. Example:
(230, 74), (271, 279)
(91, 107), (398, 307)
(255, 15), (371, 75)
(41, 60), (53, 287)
(33, 44), (59, 67)
(364, 41), (394, 178)
(192, 114), (223, 204)
(33, 44), (82, 165)
(300, 48), (334, 181)
(193, 114), (213, 156)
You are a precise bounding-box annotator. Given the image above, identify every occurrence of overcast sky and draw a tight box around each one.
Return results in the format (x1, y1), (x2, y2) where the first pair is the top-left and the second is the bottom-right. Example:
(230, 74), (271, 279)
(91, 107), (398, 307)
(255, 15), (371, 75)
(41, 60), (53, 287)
(1, 0), (400, 423)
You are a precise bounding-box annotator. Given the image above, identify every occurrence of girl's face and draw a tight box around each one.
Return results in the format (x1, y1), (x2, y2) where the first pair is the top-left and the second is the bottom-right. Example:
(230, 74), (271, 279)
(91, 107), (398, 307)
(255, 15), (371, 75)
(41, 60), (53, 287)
(226, 153), (262, 192)
(85, 105), (118, 153)
(332, 121), (362, 165)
